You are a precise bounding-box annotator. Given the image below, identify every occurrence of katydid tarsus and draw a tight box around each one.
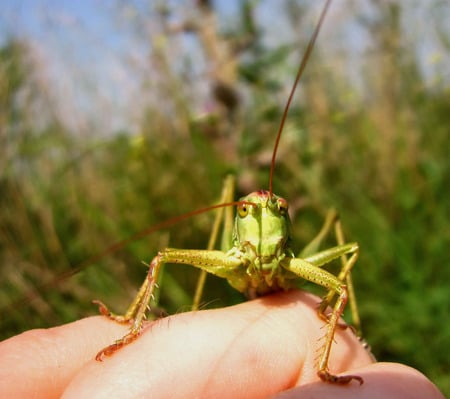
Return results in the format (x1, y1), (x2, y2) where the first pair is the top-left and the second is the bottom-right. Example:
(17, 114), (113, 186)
(90, 0), (365, 385)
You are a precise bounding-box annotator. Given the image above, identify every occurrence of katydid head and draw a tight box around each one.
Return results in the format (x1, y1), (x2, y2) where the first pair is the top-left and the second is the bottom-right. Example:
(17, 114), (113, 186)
(234, 190), (291, 260)
(234, 0), (332, 261)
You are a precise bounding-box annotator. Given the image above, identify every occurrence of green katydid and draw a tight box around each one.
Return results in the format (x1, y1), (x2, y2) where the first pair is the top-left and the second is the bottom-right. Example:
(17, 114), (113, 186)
(92, 0), (365, 385)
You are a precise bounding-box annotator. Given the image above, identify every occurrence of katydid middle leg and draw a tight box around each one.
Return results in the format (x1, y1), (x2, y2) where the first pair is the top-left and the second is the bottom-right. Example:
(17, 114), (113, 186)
(300, 209), (361, 332)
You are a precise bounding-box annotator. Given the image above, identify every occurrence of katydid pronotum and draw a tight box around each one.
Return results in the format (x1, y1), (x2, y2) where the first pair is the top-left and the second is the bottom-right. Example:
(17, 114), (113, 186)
(92, 0), (366, 385)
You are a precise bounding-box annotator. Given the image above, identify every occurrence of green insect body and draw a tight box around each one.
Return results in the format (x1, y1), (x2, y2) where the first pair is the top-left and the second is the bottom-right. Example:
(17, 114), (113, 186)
(94, 185), (362, 384)
(220, 190), (293, 295)
(93, 0), (365, 386)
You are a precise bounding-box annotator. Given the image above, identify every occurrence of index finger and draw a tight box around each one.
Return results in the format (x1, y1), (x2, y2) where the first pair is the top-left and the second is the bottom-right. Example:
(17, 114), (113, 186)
(62, 291), (373, 398)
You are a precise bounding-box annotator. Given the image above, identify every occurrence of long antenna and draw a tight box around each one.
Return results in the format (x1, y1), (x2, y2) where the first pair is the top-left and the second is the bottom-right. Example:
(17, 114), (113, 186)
(269, 0), (332, 195)
(2, 200), (253, 315)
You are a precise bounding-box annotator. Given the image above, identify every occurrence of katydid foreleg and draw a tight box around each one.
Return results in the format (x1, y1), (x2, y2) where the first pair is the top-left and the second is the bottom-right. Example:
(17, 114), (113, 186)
(299, 209), (361, 333)
(94, 175), (238, 359)
(95, 246), (244, 361)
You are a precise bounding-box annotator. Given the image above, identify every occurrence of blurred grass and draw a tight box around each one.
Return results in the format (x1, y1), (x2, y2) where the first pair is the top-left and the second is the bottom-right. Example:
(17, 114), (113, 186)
(0, 1), (449, 396)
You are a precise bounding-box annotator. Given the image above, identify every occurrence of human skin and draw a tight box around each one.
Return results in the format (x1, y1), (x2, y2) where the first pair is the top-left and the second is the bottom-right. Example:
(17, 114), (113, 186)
(0, 291), (444, 399)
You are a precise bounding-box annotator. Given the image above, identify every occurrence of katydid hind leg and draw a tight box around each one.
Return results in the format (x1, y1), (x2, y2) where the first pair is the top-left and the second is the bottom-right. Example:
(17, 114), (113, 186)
(92, 265), (157, 325)
(334, 218), (361, 334)
(192, 175), (235, 310)
(312, 219), (361, 334)
(300, 210), (361, 333)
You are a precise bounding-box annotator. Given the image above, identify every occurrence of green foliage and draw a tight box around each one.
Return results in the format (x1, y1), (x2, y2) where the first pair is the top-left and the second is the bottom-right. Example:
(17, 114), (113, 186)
(0, 2), (449, 395)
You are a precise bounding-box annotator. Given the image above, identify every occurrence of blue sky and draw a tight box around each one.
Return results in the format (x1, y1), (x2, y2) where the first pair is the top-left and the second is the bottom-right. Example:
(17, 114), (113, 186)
(0, 1), (448, 134)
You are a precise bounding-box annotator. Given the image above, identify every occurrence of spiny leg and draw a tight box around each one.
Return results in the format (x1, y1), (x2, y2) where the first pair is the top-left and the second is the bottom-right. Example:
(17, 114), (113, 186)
(316, 251), (358, 325)
(95, 255), (161, 360)
(335, 218), (360, 333)
(95, 247), (242, 360)
(302, 241), (358, 326)
(302, 244), (358, 332)
(317, 218), (360, 333)
(93, 275), (150, 324)
(299, 209), (360, 332)
(94, 175), (236, 359)
(316, 284), (363, 385)
(332, 219), (373, 357)
(283, 255), (363, 384)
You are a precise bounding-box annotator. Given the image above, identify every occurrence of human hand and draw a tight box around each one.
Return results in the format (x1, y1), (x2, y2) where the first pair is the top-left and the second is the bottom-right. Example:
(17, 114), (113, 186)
(0, 290), (444, 398)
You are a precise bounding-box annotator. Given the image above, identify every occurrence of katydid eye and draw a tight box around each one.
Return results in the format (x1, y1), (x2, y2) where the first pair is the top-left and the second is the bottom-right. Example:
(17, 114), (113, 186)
(277, 198), (288, 215)
(237, 204), (249, 218)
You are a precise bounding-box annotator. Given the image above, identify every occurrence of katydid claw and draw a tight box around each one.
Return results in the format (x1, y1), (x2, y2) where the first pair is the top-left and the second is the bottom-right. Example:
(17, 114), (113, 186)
(92, 299), (109, 316)
(95, 331), (141, 361)
(318, 370), (364, 385)
(93, 299), (132, 324)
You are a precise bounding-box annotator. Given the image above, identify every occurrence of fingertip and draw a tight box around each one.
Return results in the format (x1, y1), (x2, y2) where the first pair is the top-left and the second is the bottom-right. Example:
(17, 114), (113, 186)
(63, 291), (374, 398)
(271, 362), (445, 399)
(358, 363), (445, 399)
(0, 316), (128, 399)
